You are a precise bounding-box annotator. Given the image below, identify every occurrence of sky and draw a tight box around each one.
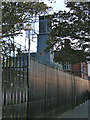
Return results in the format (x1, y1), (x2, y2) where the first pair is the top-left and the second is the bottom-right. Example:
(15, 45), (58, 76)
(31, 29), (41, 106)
(41, 0), (69, 12)
(14, 0), (69, 52)
(14, 0), (90, 76)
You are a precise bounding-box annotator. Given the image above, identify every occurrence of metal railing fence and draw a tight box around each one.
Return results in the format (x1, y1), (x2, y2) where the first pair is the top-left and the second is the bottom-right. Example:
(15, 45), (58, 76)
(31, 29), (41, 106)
(2, 39), (90, 119)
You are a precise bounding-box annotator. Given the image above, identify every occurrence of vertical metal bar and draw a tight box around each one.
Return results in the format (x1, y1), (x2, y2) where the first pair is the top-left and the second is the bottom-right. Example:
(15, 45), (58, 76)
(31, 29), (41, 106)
(4, 58), (6, 106)
(14, 56), (17, 105)
(23, 56), (25, 85)
(20, 56), (21, 83)
(5, 57), (8, 119)
(16, 57), (18, 85)
(26, 87), (27, 103)
(45, 65), (47, 113)
(13, 57), (15, 105)
(9, 57), (11, 105)
(23, 56), (25, 103)
(2, 57), (5, 105)
(6, 57), (8, 106)
(19, 56), (21, 104)
(17, 56), (19, 105)
(20, 90), (21, 104)
(27, 30), (31, 103)
(2, 88), (4, 105)
(10, 57), (12, 106)
(16, 57), (18, 104)
(26, 56), (28, 103)
(26, 54), (29, 118)
(25, 57), (27, 103)
(23, 90), (25, 103)
(57, 69), (59, 111)
(16, 90), (17, 105)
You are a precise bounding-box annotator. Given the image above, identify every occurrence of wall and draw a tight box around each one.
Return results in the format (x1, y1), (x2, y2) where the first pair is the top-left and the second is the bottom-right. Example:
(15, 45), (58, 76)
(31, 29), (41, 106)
(27, 59), (89, 118)
(72, 62), (88, 80)
(2, 58), (90, 118)
(72, 63), (81, 77)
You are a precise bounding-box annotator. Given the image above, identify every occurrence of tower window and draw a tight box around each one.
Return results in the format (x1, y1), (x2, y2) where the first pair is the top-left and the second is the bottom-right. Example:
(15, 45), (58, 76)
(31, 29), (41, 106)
(64, 63), (71, 71)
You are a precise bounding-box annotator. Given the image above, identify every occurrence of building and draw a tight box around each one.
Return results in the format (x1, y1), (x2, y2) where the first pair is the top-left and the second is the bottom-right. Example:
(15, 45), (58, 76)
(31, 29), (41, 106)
(36, 16), (63, 70)
(37, 16), (54, 63)
(63, 62), (88, 80)
(15, 15), (88, 79)
(88, 63), (90, 80)
(72, 62), (88, 80)
(54, 51), (88, 79)
(37, 16), (89, 79)
(62, 62), (88, 79)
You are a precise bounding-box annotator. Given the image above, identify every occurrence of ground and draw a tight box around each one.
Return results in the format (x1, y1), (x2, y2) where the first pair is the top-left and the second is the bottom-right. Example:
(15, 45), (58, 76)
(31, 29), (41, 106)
(57, 100), (90, 119)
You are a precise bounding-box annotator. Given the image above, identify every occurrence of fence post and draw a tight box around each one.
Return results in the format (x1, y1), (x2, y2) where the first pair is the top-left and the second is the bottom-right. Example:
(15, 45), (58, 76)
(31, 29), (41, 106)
(0, 1), (2, 119)
(0, 41), (2, 120)
(26, 30), (31, 119)
(45, 64), (47, 114)
(57, 68), (59, 112)
(28, 30), (31, 102)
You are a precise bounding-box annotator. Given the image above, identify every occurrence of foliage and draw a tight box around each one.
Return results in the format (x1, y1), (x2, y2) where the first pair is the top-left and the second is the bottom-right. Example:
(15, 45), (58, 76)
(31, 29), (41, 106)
(1, 2), (51, 56)
(2, 2), (51, 38)
(2, 38), (24, 56)
(54, 40), (87, 64)
(45, 2), (90, 64)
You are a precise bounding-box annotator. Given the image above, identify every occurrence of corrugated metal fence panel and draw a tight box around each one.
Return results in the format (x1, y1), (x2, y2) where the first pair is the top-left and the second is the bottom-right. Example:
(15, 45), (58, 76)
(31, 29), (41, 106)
(46, 67), (57, 113)
(2, 56), (90, 118)
(29, 59), (89, 117)
(57, 70), (64, 112)
(71, 75), (75, 108)
(75, 77), (81, 106)
(28, 59), (46, 117)
(65, 73), (72, 111)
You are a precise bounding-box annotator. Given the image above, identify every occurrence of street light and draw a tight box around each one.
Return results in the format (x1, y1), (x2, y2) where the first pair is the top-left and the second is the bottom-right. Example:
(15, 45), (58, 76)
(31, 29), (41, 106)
(14, 23), (32, 102)
(24, 24), (32, 102)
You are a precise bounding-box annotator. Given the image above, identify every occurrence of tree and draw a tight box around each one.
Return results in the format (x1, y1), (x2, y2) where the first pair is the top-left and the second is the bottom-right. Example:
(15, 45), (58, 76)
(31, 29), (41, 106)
(2, 2), (51, 38)
(1, 2), (51, 55)
(45, 2), (90, 64)
(54, 39), (87, 64)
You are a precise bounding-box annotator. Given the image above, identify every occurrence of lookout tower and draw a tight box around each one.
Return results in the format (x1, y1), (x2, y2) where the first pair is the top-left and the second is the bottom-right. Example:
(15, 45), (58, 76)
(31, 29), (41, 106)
(37, 16), (54, 63)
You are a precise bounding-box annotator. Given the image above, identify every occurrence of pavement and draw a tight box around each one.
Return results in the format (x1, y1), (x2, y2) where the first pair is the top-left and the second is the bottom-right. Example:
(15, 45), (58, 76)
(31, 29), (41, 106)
(0, 100), (90, 119)
(0, 106), (2, 120)
(0, 110), (2, 120)
(57, 100), (90, 119)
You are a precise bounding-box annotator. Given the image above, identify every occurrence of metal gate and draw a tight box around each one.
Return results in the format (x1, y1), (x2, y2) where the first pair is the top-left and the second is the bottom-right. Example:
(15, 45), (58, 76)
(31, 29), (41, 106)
(2, 40), (29, 119)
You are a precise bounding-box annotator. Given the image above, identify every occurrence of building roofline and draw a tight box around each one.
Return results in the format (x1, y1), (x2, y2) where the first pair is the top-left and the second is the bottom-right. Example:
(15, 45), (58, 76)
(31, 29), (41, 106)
(37, 33), (49, 36)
